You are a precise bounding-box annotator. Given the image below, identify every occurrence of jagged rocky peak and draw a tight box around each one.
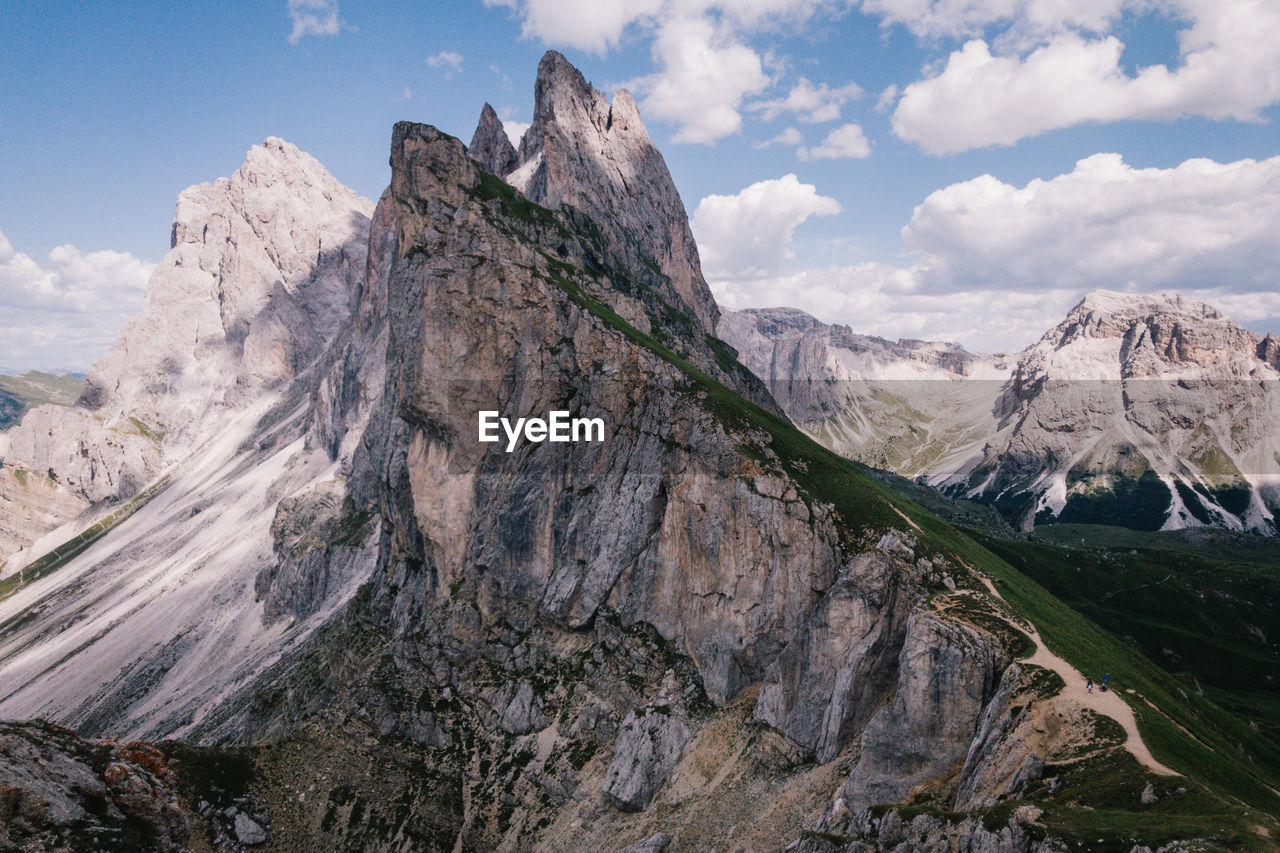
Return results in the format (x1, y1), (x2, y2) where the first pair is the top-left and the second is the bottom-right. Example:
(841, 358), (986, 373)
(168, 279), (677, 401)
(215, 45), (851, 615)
(1260, 332), (1280, 368)
(483, 50), (721, 335)
(1020, 289), (1271, 381)
(0, 138), (375, 568)
(81, 137), (374, 435)
(468, 102), (520, 177)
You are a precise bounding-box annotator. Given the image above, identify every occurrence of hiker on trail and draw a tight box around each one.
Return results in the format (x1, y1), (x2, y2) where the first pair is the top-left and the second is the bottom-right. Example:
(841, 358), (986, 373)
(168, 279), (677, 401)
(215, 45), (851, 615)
(1087, 678), (1093, 694)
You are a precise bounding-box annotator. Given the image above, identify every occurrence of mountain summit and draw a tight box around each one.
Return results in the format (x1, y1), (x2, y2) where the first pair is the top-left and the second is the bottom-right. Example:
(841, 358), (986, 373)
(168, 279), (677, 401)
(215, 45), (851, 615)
(478, 50), (721, 336)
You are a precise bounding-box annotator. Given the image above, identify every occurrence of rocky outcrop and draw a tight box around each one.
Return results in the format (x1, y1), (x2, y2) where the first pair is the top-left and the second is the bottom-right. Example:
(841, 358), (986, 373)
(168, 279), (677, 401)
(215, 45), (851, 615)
(468, 102), (519, 177)
(0, 466), (89, 577)
(754, 535), (918, 762)
(256, 479), (379, 623)
(798, 805), (1065, 853)
(353, 121), (837, 709)
(0, 721), (189, 852)
(506, 50), (721, 336)
(841, 612), (1007, 810)
(603, 708), (692, 812)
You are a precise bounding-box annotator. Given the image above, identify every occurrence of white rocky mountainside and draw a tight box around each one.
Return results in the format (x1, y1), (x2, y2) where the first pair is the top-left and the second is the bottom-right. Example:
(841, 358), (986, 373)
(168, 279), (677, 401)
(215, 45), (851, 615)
(0, 138), (372, 576)
(719, 292), (1280, 533)
(0, 138), (380, 738)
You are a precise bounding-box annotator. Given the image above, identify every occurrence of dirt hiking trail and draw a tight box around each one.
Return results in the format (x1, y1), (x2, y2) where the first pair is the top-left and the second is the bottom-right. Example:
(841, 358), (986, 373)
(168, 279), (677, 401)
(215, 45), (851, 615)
(979, 576), (1179, 777)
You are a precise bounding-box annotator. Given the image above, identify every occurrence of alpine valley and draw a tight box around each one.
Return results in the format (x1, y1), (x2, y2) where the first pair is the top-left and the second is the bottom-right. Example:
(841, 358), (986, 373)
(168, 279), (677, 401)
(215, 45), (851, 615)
(1, 53), (1278, 853)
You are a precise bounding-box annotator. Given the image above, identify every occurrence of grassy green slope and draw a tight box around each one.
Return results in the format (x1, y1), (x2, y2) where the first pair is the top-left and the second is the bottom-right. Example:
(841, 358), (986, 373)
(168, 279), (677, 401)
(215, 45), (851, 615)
(0, 371), (84, 428)
(973, 529), (1280, 736)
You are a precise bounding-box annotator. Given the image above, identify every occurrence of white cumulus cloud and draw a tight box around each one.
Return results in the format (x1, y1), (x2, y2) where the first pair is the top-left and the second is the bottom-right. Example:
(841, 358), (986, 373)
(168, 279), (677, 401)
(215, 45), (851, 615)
(755, 126), (804, 149)
(754, 77), (864, 122)
(287, 0), (342, 44)
(502, 119), (531, 146)
(798, 122), (872, 160)
(637, 15), (771, 143)
(863, 0), (1128, 45)
(0, 230), (154, 370)
(427, 50), (464, 79)
(886, 0), (1280, 153)
(708, 152), (1280, 352)
(691, 174), (842, 282)
(903, 152), (1280, 293)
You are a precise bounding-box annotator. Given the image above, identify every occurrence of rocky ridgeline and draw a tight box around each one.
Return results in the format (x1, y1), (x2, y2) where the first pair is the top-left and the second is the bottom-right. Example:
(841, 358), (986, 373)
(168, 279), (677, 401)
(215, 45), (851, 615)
(721, 291), (1280, 534)
(0, 53), (1202, 851)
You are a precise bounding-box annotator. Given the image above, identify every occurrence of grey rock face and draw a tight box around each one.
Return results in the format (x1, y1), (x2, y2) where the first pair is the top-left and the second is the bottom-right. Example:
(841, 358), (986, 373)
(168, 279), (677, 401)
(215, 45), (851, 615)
(0, 721), (189, 852)
(617, 832), (673, 853)
(800, 806), (1066, 853)
(256, 479), (379, 623)
(754, 543), (918, 762)
(468, 102), (520, 177)
(603, 709), (692, 812)
(361, 121), (843, 709)
(234, 811), (269, 844)
(842, 612), (1007, 810)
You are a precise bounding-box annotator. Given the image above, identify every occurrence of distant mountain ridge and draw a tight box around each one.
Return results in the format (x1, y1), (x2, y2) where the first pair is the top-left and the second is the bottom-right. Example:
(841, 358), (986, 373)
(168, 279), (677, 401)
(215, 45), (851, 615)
(720, 291), (1280, 534)
(0, 371), (83, 429)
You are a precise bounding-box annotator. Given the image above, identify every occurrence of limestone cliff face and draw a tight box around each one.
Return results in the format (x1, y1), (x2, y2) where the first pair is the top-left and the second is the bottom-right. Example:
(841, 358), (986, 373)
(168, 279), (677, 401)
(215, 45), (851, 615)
(358, 121), (847, 706)
(82, 136), (373, 438)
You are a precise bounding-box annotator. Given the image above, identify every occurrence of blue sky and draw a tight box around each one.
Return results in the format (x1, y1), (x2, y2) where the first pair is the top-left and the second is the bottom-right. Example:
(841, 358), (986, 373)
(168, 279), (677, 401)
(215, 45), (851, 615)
(2, 0), (1279, 369)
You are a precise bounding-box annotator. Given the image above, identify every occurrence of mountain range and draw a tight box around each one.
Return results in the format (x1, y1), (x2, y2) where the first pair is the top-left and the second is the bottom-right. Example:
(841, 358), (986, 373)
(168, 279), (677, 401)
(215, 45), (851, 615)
(721, 292), (1280, 534)
(0, 52), (1277, 853)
